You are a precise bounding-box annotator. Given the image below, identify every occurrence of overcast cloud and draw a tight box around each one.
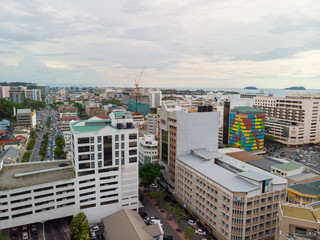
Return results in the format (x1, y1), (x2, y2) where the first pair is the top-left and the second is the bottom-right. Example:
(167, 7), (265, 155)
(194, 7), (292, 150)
(0, 0), (319, 88)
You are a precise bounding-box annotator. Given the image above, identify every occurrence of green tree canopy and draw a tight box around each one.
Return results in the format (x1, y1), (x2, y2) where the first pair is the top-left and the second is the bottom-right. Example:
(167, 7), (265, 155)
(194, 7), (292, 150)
(184, 226), (194, 240)
(70, 212), (91, 240)
(139, 163), (162, 189)
(54, 148), (65, 157)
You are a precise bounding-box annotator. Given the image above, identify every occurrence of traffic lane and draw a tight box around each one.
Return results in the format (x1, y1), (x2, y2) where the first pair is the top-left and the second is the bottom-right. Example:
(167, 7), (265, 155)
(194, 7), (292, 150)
(44, 219), (68, 240)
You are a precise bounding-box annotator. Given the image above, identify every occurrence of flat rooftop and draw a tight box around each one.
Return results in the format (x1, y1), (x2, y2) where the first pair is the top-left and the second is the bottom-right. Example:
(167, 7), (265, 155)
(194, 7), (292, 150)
(288, 180), (320, 197)
(0, 161), (74, 190)
(282, 204), (316, 222)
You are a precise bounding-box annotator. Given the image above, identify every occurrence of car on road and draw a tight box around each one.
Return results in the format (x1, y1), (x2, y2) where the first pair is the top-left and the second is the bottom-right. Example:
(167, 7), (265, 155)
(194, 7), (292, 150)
(145, 216), (159, 221)
(188, 219), (197, 226)
(195, 229), (206, 235)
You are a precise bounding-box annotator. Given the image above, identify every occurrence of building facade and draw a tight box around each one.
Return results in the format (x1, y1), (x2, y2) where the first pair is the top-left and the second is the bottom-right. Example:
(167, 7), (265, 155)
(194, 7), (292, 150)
(16, 109), (36, 128)
(138, 134), (158, 165)
(175, 149), (287, 240)
(25, 89), (41, 101)
(146, 113), (158, 135)
(229, 107), (265, 152)
(149, 91), (162, 108)
(157, 102), (219, 189)
(0, 86), (10, 99)
(9, 87), (25, 104)
(253, 95), (320, 145)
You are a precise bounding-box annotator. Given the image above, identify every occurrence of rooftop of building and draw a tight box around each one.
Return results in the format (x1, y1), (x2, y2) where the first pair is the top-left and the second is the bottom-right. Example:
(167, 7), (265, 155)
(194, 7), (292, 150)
(102, 209), (161, 240)
(0, 160), (74, 190)
(280, 202), (320, 222)
(288, 180), (320, 197)
(16, 109), (31, 114)
(59, 116), (80, 121)
(230, 106), (265, 114)
(0, 147), (20, 161)
(112, 111), (132, 119)
(272, 162), (304, 172)
(177, 149), (287, 193)
(287, 172), (320, 184)
(225, 150), (264, 162)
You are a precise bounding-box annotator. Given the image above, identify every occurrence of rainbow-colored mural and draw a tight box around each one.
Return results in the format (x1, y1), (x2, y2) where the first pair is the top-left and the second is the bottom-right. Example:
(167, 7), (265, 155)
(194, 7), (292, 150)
(229, 110), (265, 152)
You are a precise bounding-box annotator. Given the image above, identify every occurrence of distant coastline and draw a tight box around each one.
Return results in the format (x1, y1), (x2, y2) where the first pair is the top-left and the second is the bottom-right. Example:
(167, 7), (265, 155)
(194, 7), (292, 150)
(284, 86), (306, 90)
(244, 86), (258, 90)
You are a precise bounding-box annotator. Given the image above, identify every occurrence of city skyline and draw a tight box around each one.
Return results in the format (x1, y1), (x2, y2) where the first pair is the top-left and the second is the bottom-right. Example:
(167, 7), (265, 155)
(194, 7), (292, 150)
(0, 0), (319, 88)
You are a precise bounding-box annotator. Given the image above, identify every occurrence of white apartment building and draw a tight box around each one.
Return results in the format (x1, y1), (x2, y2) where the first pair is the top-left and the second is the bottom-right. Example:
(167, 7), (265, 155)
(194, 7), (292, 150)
(253, 95), (320, 145)
(0, 117), (139, 229)
(70, 116), (139, 222)
(138, 134), (158, 165)
(25, 89), (41, 101)
(158, 102), (219, 189)
(175, 149), (287, 240)
(146, 113), (158, 135)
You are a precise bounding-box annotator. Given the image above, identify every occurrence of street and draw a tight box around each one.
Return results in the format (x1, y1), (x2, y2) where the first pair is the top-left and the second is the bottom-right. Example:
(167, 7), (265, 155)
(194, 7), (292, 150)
(44, 218), (71, 240)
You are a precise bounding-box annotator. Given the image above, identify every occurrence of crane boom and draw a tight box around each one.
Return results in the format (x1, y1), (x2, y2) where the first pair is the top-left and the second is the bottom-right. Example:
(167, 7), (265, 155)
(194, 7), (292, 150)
(134, 67), (145, 113)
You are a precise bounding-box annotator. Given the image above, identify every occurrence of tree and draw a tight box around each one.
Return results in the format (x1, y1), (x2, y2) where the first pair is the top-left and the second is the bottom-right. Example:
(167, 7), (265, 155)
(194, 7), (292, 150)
(184, 226), (194, 240)
(70, 212), (91, 240)
(54, 148), (65, 157)
(172, 204), (188, 231)
(265, 134), (276, 144)
(148, 190), (166, 206)
(164, 201), (172, 219)
(56, 136), (65, 148)
(139, 163), (162, 189)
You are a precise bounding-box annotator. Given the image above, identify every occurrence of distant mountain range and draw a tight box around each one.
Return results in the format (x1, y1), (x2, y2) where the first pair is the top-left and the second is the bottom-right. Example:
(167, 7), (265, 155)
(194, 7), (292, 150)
(244, 86), (258, 90)
(284, 86), (306, 90)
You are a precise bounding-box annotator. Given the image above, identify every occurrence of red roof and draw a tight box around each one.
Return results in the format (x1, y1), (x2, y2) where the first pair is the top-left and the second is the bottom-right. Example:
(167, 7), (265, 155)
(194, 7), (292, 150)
(14, 135), (27, 141)
(0, 139), (22, 145)
(95, 115), (110, 119)
(59, 116), (80, 121)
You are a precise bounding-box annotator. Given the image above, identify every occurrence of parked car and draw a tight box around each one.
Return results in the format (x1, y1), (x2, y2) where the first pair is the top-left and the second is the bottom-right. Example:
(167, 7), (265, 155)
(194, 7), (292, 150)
(90, 225), (99, 231)
(188, 219), (197, 226)
(195, 229), (206, 235)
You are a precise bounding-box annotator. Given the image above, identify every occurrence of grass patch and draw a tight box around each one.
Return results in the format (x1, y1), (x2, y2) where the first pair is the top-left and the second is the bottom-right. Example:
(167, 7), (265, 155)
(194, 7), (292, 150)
(21, 152), (31, 162)
(27, 138), (36, 151)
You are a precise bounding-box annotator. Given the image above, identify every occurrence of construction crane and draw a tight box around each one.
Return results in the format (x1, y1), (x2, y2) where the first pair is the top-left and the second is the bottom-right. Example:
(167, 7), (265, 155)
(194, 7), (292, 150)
(134, 67), (145, 113)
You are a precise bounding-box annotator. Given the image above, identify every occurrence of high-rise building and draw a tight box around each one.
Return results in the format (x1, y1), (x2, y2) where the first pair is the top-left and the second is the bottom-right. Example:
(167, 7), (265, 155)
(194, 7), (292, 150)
(25, 89), (41, 101)
(0, 86), (10, 99)
(253, 94), (320, 145)
(146, 113), (158, 135)
(149, 91), (162, 108)
(157, 102), (219, 190)
(175, 149), (287, 240)
(9, 86), (25, 104)
(229, 107), (265, 152)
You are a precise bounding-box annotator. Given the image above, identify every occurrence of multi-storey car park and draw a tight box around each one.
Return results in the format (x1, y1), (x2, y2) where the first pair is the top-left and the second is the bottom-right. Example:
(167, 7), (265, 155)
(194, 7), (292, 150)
(0, 113), (139, 229)
(175, 148), (287, 240)
(253, 94), (320, 146)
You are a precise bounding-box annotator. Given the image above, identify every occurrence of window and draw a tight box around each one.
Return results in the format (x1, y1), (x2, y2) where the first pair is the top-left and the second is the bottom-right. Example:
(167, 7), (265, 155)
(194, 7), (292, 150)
(121, 134), (125, 141)
(97, 136), (101, 143)
(121, 143), (125, 149)
(115, 151), (119, 157)
(90, 137), (94, 143)
(115, 135), (119, 141)
(90, 145), (94, 152)
(98, 161), (102, 168)
(98, 153), (102, 159)
(91, 154), (95, 160)
(78, 137), (89, 144)
(98, 144), (102, 151)
(115, 143), (119, 149)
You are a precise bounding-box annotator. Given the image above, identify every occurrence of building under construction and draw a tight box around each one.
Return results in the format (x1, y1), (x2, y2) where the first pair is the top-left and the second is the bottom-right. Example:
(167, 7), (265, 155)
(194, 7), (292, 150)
(128, 95), (150, 116)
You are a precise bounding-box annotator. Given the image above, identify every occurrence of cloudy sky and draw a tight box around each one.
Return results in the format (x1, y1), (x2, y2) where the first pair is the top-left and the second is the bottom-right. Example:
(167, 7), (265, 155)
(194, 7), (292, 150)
(0, 0), (319, 88)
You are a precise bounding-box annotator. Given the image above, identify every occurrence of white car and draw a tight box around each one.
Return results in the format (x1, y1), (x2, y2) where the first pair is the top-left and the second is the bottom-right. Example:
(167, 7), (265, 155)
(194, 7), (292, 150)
(195, 229), (206, 235)
(188, 220), (197, 226)
(90, 225), (99, 231)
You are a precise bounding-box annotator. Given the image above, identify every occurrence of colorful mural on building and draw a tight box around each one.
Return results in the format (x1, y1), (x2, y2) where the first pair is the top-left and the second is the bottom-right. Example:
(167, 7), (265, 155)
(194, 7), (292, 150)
(229, 108), (265, 152)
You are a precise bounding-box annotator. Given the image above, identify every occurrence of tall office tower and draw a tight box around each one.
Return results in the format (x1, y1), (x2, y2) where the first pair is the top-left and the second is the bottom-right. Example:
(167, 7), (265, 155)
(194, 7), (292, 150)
(25, 89), (41, 101)
(157, 102), (219, 190)
(229, 107), (265, 152)
(9, 86), (25, 104)
(175, 149), (287, 240)
(0, 86), (10, 99)
(253, 94), (320, 145)
(70, 115), (139, 222)
(149, 91), (162, 108)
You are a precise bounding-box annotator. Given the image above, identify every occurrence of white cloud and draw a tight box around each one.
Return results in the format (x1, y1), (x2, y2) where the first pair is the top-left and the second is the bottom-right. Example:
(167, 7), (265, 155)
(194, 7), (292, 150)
(0, 0), (319, 88)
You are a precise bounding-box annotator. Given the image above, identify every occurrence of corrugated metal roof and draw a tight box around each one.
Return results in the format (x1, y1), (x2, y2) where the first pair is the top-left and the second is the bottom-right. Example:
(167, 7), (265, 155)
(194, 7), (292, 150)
(288, 180), (320, 196)
(192, 148), (217, 160)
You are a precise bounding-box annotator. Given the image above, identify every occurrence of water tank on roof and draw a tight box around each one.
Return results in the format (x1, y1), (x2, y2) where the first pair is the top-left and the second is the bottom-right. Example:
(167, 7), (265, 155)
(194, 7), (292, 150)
(126, 122), (133, 129)
(198, 105), (203, 112)
(203, 105), (208, 112)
